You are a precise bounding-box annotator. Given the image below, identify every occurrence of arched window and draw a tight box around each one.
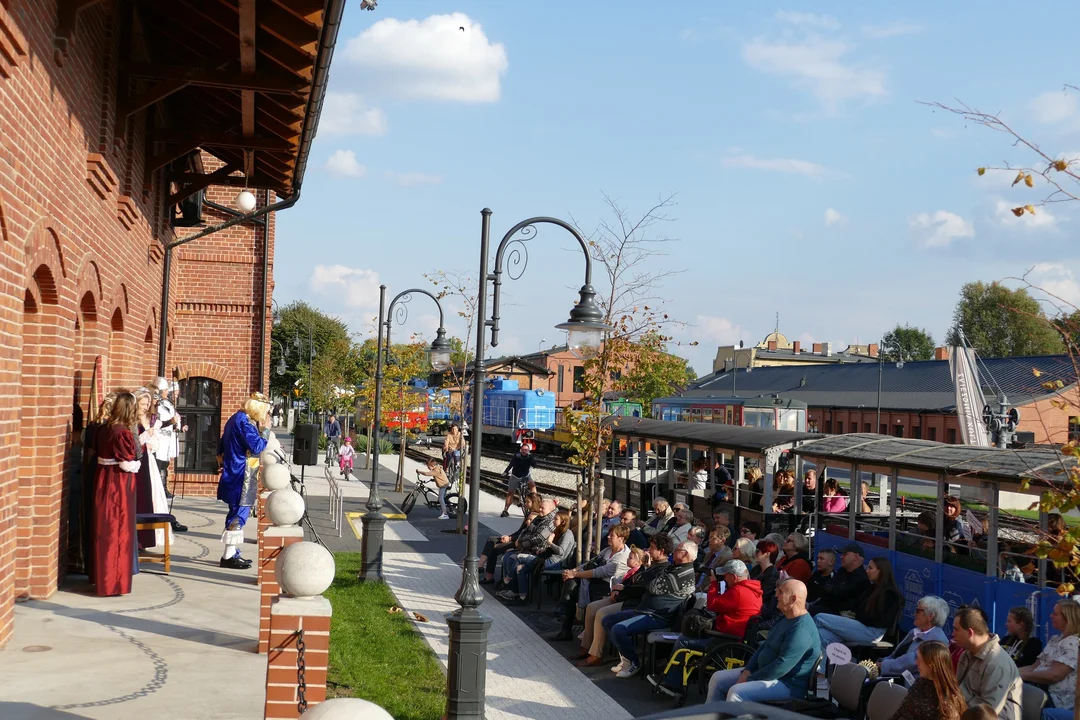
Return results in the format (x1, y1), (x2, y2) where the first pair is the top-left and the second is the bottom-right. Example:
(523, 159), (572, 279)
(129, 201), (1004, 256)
(177, 377), (222, 472)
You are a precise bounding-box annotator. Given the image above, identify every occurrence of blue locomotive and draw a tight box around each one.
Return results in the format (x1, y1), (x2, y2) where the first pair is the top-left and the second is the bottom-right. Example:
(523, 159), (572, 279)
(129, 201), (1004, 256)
(465, 377), (557, 443)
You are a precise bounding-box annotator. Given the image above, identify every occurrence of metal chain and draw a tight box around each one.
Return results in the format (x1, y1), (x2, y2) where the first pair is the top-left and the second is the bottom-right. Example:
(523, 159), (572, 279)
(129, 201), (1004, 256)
(296, 629), (308, 715)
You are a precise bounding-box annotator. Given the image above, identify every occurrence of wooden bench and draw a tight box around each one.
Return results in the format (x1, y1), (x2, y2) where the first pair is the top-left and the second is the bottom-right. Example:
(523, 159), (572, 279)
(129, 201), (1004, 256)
(135, 512), (174, 574)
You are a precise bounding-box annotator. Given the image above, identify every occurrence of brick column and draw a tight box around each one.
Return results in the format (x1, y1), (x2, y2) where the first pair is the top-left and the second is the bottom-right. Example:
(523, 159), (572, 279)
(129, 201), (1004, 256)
(259, 526), (304, 653)
(264, 596), (331, 720)
(256, 490), (272, 588)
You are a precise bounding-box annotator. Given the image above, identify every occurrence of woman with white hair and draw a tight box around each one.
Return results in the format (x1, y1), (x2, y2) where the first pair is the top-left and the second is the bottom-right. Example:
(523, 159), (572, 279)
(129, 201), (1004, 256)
(876, 595), (950, 679)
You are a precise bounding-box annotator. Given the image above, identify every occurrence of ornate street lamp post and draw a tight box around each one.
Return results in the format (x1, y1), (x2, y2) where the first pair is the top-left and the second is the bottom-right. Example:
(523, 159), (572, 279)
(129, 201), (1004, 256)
(446, 210), (611, 719)
(359, 286), (452, 582)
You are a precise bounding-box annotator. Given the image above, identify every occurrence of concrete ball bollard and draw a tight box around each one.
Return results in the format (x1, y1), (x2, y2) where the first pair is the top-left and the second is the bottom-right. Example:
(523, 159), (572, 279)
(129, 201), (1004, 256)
(260, 450), (279, 466)
(275, 541), (335, 599)
(265, 487), (305, 526)
(299, 698), (394, 719)
(262, 463), (291, 492)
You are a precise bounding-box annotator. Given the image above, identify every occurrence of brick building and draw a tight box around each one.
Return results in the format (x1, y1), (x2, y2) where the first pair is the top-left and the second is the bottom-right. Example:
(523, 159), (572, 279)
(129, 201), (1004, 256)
(0, 0), (339, 647)
(713, 331), (878, 372)
(686, 354), (1079, 445)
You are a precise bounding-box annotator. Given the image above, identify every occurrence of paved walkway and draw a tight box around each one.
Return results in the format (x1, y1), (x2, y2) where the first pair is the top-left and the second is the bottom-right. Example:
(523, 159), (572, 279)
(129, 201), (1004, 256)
(0, 498), (264, 720)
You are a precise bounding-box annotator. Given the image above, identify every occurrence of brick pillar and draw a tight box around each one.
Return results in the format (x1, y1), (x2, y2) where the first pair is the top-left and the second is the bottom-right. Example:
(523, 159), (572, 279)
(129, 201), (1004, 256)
(264, 596), (331, 720)
(259, 526), (304, 653)
(256, 490), (271, 588)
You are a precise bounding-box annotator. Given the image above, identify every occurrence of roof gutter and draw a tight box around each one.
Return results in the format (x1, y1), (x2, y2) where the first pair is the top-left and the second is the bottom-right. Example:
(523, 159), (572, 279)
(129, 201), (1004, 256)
(156, 0), (345, 377)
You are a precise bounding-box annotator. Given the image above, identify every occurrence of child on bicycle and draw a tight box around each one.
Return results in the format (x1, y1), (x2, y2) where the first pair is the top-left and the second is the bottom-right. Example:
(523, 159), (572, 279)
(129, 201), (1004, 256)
(443, 422), (464, 477)
(416, 457), (451, 520)
(338, 437), (355, 478)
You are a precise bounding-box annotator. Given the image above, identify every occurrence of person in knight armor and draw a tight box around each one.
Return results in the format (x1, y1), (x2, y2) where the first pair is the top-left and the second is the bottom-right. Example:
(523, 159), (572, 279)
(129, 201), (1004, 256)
(217, 392), (279, 569)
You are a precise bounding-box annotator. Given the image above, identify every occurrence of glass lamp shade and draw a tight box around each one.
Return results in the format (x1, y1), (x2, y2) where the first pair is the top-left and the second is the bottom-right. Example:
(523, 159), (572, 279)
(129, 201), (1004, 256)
(567, 326), (603, 359)
(236, 190), (257, 212)
(429, 349), (451, 373)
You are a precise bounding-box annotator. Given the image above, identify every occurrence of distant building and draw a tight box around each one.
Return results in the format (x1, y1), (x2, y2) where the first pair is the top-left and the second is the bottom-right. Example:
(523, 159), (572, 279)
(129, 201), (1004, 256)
(712, 331), (880, 372)
(689, 353), (1079, 445)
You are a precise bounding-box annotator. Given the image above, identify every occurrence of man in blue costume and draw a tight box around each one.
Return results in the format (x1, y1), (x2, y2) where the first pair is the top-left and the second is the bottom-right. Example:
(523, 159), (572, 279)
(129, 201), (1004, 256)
(217, 392), (279, 569)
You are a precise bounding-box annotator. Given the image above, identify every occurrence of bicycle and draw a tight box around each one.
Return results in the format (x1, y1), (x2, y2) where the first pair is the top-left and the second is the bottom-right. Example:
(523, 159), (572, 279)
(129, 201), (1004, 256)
(324, 437), (339, 468)
(504, 471), (533, 514)
(443, 450), (462, 486)
(403, 470), (467, 518)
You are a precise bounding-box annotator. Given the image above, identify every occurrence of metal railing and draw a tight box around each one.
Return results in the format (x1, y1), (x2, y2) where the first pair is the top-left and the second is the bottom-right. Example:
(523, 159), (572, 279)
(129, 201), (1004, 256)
(324, 466), (344, 538)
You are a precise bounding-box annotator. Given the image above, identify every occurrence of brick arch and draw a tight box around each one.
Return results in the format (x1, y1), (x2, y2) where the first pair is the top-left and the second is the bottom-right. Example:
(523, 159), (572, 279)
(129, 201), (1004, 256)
(0, 190), (9, 244)
(22, 247), (64, 308)
(24, 217), (67, 284)
(72, 256), (103, 308)
(174, 361), (230, 384)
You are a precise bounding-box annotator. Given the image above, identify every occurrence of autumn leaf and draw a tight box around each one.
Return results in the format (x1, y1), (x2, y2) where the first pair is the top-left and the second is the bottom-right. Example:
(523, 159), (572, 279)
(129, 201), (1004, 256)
(1053, 159), (1068, 172)
(1025, 205), (1036, 215)
(1011, 207), (1026, 217)
(1033, 368), (1043, 377)
(977, 167), (986, 176)
(1012, 171), (1025, 186)
(1024, 174), (1034, 188)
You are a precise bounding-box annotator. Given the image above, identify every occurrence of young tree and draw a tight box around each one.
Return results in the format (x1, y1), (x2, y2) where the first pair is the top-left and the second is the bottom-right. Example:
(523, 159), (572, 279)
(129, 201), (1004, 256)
(615, 329), (696, 417)
(564, 193), (686, 556)
(881, 324), (936, 362)
(270, 301), (351, 408)
(945, 282), (1064, 357)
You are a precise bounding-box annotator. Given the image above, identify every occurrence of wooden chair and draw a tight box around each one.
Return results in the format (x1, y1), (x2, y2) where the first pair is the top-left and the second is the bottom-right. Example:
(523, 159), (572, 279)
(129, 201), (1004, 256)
(135, 512), (174, 573)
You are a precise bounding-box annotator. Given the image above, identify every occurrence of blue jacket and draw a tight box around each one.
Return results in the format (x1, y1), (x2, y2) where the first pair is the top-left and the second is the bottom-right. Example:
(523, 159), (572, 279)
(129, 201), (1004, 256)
(880, 626), (949, 677)
(217, 411), (268, 506)
(746, 613), (821, 695)
(325, 419), (341, 438)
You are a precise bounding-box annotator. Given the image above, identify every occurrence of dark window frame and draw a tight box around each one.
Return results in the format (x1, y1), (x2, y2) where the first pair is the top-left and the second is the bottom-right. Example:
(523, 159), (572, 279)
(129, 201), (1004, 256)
(176, 377), (223, 473)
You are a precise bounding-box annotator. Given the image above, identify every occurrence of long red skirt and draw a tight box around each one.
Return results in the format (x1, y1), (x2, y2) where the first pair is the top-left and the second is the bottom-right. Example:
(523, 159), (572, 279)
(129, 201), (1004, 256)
(93, 465), (136, 596)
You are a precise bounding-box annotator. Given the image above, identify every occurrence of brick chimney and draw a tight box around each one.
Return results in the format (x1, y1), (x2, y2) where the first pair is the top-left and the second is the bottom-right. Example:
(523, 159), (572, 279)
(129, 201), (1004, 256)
(792, 341), (801, 354)
(934, 347), (949, 361)
(767, 341), (778, 351)
(823, 342), (833, 356)
(812, 343), (822, 354)
(868, 343), (879, 358)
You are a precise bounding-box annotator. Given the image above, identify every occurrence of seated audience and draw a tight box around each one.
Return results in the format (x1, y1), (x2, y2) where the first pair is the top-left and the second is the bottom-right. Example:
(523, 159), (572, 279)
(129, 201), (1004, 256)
(801, 469), (820, 514)
(732, 537), (757, 565)
(551, 524), (631, 641)
(619, 507), (648, 549)
(822, 478), (847, 513)
(776, 532), (813, 583)
(1017, 599), (1080, 716)
(670, 509), (695, 544)
(740, 520), (762, 542)
(572, 543), (654, 668)
(647, 558), (763, 697)
(953, 607), (1023, 720)
(807, 548), (836, 603)
(706, 579), (820, 703)
(601, 540), (697, 678)
(1000, 606), (1042, 669)
(808, 543), (870, 616)
(887, 641), (967, 720)
(498, 506), (572, 604)
(814, 556), (903, 649)
(689, 457), (709, 491)
(495, 498), (558, 593)
(750, 540), (779, 607)
(877, 595), (950, 679)
(477, 493), (543, 583)
(696, 526), (733, 591)
(643, 497), (673, 537)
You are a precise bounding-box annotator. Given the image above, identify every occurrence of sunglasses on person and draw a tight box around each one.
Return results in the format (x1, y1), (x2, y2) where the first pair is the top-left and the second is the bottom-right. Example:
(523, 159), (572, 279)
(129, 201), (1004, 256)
(740, 528), (752, 535)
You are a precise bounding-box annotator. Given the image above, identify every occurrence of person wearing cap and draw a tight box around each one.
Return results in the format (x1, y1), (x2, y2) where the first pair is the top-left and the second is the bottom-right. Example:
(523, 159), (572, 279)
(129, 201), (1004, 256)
(648, 558), (763, 697)
(808, 543), (870, 616)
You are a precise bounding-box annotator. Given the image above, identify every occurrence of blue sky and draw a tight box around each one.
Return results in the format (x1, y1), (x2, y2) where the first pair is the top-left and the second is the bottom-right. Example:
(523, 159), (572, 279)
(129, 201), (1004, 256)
(274, 1), (1080, 376)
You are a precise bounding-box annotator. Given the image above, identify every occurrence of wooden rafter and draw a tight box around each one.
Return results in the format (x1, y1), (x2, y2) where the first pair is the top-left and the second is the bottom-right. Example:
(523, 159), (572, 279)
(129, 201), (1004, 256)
(257, 0), (319, 56)
(150, 130), (295, 152)
(166, 171), (285, 192)
(146, 139), (202, 176)
(125, 64), (306, 94)
(239, 0), (257, 179)
(167, 161), (242, 206)
(268, 0), (324, 25)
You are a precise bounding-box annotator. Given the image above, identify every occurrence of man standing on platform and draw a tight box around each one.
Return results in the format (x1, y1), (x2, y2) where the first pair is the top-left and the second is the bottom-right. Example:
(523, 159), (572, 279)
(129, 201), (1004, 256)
(217, 392), (279, 570)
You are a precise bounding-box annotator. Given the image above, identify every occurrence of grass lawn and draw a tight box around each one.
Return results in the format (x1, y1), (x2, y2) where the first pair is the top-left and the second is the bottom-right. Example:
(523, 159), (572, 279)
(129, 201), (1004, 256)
(325, 552), (446, 720)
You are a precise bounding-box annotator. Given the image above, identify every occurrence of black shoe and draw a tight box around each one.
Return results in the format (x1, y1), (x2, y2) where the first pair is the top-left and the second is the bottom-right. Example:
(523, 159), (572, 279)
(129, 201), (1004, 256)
(171, 521), (188, 533)
(551, 602), (570, 617)
(479, 576), (495, 585)
(549, 631), (574, 642)
(220, 556), (252, 569)
(500, 510), (510, 518)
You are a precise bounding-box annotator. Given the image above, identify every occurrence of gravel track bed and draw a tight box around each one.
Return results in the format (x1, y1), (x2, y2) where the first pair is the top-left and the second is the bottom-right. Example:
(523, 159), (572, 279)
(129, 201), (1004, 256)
(410, 444), (583, 493)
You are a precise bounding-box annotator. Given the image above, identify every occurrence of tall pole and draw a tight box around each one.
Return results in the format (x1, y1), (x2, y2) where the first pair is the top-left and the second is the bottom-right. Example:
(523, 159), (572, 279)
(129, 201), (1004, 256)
(446, 209), (494, 719)
(359, 285), (387, 582)
(876, 347), (883, 433)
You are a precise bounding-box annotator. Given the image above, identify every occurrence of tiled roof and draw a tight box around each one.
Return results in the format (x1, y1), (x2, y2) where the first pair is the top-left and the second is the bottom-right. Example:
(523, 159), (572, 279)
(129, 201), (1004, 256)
(689, 355), (1077, 412)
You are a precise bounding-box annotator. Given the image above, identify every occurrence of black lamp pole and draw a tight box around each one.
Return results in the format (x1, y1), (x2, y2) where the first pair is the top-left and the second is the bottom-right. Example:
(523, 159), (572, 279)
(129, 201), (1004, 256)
(359, 286), (452, 582)
(446, 210), (610, 720)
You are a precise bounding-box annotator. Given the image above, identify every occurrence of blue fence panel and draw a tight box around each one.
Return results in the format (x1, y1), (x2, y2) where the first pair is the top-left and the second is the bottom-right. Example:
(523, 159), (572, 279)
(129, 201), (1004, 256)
(895, 551), (939, 633)
(994, 580), (1042, 640)
(1041, 589), (1064, 642)
(942, 566), (994, 635)
(814, 533), (848, 554)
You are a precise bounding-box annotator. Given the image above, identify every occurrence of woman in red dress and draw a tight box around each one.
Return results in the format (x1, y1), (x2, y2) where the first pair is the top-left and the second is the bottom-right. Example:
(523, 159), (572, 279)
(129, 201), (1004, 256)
(93, 391), (140, 597)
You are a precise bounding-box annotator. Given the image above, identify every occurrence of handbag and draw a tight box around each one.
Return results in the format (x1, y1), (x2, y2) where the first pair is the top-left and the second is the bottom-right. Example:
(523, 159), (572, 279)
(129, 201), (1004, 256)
(681, 608), (715, 639)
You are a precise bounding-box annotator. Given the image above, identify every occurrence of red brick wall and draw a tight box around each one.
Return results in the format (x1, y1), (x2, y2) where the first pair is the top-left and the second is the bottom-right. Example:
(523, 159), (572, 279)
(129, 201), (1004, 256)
(0, 1), (274, 646)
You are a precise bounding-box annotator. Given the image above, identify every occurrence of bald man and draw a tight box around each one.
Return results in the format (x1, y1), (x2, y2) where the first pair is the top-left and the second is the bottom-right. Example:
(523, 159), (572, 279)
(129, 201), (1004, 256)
(706, 579), (822, 704)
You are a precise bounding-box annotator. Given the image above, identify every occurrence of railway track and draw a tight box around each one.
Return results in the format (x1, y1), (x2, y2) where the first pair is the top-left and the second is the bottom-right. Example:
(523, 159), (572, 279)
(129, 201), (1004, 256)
(404, 446), (580, 504)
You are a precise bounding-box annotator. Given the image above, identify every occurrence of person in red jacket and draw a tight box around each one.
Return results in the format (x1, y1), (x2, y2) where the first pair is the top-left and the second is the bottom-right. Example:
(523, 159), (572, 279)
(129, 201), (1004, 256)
(648, 559), (763, 698)
(775, 532), (813, 584)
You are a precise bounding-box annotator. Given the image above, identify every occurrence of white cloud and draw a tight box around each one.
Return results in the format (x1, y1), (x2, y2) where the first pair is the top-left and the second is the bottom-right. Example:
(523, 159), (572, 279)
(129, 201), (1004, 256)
(1030, 90), (1079, 125)
(384, 171), (443, 187)
(319, 93), (388, 136)
(1026, 263), (1080, 310)
(909, 210), (975, 248)
(861, 23), (922, 38)
(308, 265), (381, 313)
(324, 150), (367, 177)
(995, 199), (1058, 228)
(742, 37), (887, 111)
(721, 153), (829, 177)
(343, 13), (508, 103)
(824, 208), (847, 227)
(775, 10), (840, 31)
(695, 315), (745, 345)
